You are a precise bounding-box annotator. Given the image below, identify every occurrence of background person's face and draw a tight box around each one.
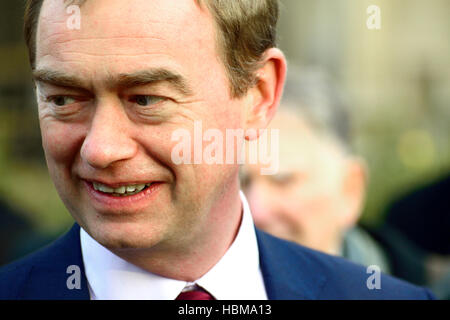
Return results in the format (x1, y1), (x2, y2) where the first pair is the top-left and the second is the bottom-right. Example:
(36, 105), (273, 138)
(243, 110), (363, 254)
(35, 0), (246, 251)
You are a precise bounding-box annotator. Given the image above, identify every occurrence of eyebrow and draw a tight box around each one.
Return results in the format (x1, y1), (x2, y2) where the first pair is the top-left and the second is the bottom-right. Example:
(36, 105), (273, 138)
(32, 68), (193, 96)
(33, 69), (89, 90)
(117, 70), (193, 96)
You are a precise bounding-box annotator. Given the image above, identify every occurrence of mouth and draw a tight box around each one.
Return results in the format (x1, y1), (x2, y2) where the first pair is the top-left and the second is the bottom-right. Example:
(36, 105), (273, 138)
(91, 181), (154, 197)
(83, 179), (163, 211)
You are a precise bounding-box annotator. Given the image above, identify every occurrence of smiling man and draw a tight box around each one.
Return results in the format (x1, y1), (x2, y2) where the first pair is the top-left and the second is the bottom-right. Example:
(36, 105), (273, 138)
(0, 0), (436, 300)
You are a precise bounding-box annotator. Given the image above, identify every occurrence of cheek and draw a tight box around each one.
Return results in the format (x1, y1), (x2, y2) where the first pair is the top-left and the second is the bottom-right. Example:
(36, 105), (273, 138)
(137, 125), (177, 164)
(40, 120), (85, 166)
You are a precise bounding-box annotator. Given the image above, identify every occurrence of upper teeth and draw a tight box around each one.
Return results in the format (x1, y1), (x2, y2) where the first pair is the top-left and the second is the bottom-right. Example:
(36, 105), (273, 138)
(93, 182), (151, 194)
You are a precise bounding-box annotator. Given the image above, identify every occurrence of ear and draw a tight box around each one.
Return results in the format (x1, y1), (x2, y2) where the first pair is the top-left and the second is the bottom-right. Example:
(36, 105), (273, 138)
(244, 48), (287, 141)
(339, 157), (368, 228)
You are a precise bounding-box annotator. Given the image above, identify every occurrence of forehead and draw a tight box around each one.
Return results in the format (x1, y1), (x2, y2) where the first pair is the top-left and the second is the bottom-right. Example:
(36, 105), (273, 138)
(36, 0), (218, 75)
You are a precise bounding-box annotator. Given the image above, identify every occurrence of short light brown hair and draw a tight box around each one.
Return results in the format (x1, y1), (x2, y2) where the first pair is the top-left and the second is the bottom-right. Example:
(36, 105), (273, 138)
(24, 0), (279, 97)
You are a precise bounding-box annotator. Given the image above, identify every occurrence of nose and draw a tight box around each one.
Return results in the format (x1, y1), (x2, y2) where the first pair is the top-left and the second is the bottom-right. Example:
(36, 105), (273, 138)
(80, 101), (138, 169)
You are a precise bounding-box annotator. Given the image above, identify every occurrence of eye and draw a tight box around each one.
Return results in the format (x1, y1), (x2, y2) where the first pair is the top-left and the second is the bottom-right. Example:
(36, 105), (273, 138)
(269, 172), (296, 186)
(132, 95), (165, 106)
(48, 96), (76, 107)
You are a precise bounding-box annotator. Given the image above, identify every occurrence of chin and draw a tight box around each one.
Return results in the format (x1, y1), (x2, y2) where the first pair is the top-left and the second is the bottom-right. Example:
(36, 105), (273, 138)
(85, 219), (164, 251)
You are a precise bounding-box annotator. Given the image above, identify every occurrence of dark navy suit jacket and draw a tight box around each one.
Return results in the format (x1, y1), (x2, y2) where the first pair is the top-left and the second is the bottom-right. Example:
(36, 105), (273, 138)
(0, 224), (435, 300)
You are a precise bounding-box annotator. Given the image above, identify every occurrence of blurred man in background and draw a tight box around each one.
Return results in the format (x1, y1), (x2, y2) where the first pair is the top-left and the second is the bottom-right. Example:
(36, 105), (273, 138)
(242, 67), (391, 272)
(241, 67), (448, 298)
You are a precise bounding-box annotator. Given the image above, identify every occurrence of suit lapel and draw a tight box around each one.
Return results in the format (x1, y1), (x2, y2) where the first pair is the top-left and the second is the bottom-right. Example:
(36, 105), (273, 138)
(20, 224), (90, 300)
(255, 228), (327, 300)
(18, 224), (326, 299)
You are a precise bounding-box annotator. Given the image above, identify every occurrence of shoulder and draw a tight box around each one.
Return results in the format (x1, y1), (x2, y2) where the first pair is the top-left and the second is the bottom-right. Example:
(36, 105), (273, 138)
(0, 242), (56, 299)
(255, 229), (436, 300)
(0, 257), (32, 299)
(0, 224), (83, 300)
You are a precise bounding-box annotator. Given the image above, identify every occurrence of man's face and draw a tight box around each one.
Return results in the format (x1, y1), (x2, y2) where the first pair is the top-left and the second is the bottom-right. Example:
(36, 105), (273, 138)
(35, 0), (245, 251)
(243, 110), (356, 254)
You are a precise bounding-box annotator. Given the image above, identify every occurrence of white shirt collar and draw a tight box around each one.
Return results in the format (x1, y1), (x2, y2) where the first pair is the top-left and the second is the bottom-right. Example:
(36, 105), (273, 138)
(80, 191), (267, 300)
